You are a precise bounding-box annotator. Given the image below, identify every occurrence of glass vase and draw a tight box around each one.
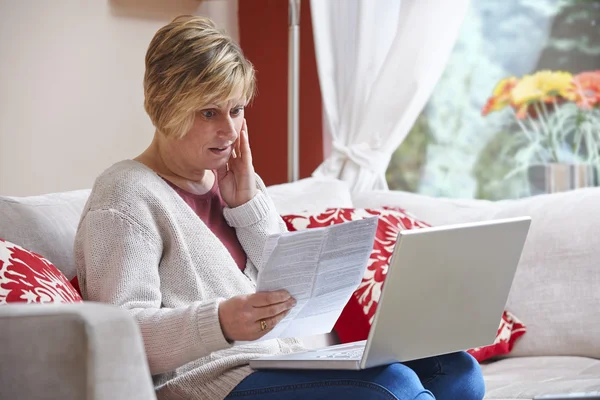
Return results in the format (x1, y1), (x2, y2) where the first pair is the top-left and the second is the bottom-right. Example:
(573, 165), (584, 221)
(528, 163), (598, 196)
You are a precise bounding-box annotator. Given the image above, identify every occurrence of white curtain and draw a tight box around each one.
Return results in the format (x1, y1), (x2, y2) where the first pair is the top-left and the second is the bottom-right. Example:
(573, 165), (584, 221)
(310, 0), (470, 192)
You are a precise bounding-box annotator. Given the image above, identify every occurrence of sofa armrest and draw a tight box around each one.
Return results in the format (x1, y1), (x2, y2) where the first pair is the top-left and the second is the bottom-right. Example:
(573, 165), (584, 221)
(0, 302), (156, 400)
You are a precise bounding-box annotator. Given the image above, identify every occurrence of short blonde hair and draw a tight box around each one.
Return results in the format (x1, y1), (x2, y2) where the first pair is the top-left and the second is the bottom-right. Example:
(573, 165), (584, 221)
(143, 15), (255, 138)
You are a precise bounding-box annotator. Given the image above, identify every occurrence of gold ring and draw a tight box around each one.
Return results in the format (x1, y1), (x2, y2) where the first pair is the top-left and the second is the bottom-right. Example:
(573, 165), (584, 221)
(260, 320), (267, 331)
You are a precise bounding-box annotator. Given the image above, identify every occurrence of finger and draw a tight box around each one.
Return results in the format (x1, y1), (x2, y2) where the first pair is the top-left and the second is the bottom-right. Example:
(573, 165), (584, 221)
(233, 128), (242, 159)
(238, 119), (246, 157)
(215, 164), (228, 182)
(254, 297), (296, 321)
(258, 309), (291, 334)
(250, 290), (291, 307)
(240, 120), (252, 162)
(226, 138), (241, 171)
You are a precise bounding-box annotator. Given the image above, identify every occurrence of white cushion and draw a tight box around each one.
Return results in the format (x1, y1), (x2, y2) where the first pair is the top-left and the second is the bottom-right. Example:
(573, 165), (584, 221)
(267, 177), (353, 215)
(491, 188), (600, 359)
(354, 187), (600, 360)
(0, 177), (351, 280)
(482, 356), (600, 399)
(352, 189), (502, 225)
(0, 190), (90, 279)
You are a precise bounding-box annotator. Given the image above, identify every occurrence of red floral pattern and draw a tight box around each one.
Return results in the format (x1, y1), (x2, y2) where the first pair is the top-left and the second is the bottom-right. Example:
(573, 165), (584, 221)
(467, 310), (526, 362)
(0, 238), (82, 304)
(282, 207), (526, 362)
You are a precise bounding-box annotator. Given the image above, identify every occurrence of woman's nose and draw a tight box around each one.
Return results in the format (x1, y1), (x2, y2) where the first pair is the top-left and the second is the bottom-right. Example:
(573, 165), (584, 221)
(219, 117), (238, 141)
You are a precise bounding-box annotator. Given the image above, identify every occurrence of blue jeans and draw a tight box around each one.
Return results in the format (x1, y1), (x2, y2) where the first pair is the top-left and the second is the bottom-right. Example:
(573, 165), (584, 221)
(226, 351), (485, 400)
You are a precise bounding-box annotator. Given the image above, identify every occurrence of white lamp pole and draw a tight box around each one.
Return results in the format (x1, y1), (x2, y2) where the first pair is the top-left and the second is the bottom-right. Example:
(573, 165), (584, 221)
(288, 0), (301, 182)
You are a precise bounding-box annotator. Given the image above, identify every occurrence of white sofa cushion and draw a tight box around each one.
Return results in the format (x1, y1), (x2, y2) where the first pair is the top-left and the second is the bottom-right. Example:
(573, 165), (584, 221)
(352, 189), (503, 226)
(267, 177), (353, 214)
(0, 190), (90, 280)
(492, 188), (600, 359)
(482, 356), (600, 399)
(0, 177), (351, 281)
(353, 187), (600, 359)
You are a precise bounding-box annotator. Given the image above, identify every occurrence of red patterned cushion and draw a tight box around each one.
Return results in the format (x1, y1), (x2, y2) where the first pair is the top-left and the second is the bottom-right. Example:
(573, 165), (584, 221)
(0, 238), (82, 304)
(282, 207), (526, 362)
(468, 310), (526, 362)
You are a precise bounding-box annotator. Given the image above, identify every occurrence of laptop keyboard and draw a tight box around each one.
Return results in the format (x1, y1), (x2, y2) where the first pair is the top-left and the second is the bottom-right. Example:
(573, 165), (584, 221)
(316, 348), (365, 359)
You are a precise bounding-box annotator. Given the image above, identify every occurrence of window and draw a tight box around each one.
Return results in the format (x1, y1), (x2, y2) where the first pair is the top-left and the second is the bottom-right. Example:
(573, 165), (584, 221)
(386, 0), (600, 200)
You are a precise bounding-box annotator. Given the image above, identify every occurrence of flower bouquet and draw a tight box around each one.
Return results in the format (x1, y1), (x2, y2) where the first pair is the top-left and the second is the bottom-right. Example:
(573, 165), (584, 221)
(482, 70), (600, 192)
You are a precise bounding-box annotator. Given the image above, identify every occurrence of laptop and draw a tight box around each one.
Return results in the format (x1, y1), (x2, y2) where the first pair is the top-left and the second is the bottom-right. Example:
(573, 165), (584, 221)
(250, 216), (531, 370)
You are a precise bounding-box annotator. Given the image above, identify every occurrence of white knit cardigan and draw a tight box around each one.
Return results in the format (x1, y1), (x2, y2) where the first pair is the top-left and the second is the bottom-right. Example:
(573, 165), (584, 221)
(74, 160), (304, 400)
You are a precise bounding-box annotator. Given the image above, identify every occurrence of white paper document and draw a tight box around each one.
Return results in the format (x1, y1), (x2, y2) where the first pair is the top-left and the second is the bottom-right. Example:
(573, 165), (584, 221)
(255, 216), (379, 341)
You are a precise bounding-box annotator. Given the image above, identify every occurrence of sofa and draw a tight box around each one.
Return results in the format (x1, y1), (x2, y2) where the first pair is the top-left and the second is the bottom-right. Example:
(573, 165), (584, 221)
(1, 177), (599, 399)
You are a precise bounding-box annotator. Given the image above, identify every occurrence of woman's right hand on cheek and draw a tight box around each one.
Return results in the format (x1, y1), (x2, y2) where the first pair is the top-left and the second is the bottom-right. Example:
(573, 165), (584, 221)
(218, 290), (297, 342)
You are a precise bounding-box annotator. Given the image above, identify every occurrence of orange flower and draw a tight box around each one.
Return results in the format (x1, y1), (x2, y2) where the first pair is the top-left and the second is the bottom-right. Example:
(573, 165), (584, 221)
(570, 70), (600, 109)
(482, 77), (518, 116)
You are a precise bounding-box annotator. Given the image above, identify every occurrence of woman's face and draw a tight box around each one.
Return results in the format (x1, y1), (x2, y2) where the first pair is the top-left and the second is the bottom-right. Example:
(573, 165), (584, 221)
(160, 95), (246, 179)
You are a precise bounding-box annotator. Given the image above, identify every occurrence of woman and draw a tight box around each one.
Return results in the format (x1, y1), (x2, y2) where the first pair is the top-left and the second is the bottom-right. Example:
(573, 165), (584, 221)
(74, 15), (485, 400)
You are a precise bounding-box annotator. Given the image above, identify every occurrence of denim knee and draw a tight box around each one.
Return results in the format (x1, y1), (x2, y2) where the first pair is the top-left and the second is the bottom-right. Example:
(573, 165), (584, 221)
(452, 352), (486, 400)
(376, 363), (435, 400)
(350, 385), (433, 400)
(414, 393), (435, 400)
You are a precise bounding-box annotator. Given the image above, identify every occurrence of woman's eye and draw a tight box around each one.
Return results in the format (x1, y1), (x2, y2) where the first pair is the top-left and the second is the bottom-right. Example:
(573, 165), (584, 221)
(231, 107), (244, 116)
(202, 110), (216, 118)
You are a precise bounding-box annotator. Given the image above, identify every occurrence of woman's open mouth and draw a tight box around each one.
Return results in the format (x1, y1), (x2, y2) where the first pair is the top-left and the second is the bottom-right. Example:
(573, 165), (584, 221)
(209, 146), (231, 156)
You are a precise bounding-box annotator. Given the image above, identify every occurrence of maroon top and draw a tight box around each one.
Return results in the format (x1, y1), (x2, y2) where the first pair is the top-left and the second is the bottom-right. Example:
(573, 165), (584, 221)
(163, 176), (247, 272)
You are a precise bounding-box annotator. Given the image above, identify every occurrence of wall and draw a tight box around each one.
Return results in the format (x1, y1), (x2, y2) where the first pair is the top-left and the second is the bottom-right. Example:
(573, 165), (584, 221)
(238, 0), (323, 186)
(0, 0), (239, 196)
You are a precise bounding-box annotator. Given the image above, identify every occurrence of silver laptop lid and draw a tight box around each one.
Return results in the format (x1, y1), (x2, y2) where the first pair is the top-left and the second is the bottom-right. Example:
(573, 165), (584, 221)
(361, 217), (531, 369)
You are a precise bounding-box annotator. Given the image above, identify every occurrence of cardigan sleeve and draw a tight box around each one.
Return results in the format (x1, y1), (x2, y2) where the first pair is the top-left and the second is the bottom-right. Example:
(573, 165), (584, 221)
(76, 209), (232, 375)
(222, 174), (287, 271)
